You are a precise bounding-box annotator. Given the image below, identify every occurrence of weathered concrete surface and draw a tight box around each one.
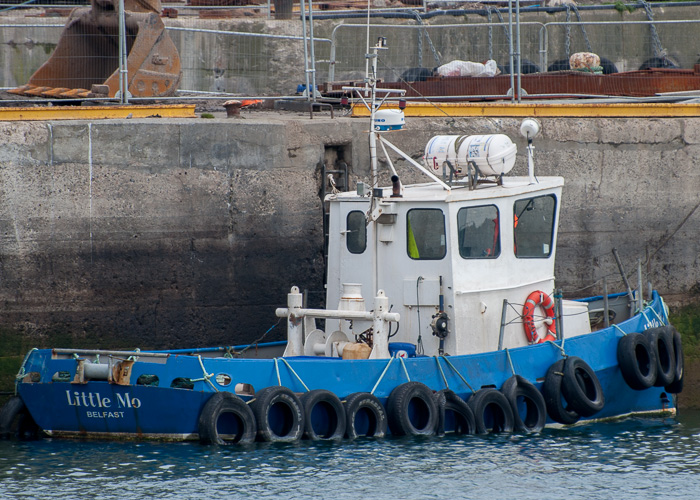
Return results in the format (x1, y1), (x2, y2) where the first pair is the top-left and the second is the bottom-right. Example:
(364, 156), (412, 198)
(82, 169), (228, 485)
(0, 115), (349, 350)
(0, 112), (699, 354)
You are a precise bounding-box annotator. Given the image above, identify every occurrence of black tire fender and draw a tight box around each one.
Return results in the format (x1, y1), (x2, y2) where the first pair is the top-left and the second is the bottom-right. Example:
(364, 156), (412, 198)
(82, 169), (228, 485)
(501, 374), (546, 433)
(645, 327), (675, 387)
(434, 389), (476, 436)
(0, 396), (41, 441)
(198, 392), (257, 445)
(560, 356), (605, 417)
(666, 327), (684, 394)
(251, 386), (304, 442)
(617, 332), (657, 390)
(387, 382), (438, 436)
(466, 387), (514, 434)
(542, 359), (580, 425)
(434, 389), (447, 437)
(300, 389), (346, 441)
(343, 392), (387, 439)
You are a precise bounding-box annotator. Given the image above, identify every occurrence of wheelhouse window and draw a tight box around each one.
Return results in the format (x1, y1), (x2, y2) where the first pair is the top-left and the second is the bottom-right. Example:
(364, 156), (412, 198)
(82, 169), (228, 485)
(346, 210), (367, 254)
(407, 209), (446, 260)
(514, 195), (557, 258)
(457, 205), (500, 259)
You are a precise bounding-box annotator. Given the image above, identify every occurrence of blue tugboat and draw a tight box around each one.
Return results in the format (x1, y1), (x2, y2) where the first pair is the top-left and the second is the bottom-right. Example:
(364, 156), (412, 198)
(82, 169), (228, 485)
(0, 39), (683, 444)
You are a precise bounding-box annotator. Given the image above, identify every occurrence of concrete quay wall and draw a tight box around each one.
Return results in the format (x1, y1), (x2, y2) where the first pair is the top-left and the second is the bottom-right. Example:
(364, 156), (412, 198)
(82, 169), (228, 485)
(0, 113), (699, 350)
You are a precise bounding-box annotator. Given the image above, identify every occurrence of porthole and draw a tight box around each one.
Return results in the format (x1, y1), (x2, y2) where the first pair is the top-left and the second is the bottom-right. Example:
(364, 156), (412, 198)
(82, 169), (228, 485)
(137, 374), (160, 386)
(52, 371), (71, 382)
(235, 383), (255, 396)
(171, 377), (194, 390)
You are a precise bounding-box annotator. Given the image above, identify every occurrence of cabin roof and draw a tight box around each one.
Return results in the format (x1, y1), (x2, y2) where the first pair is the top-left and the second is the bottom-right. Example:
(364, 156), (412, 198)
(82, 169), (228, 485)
(327, 176), (565, 204)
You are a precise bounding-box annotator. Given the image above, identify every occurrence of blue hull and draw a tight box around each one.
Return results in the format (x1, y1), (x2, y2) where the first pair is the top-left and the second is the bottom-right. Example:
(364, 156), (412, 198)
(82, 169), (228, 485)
(15, 293), (674, 439)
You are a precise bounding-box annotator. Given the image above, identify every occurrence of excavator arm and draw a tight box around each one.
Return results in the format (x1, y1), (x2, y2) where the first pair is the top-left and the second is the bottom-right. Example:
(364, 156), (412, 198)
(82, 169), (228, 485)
(10, 0), (181, 99)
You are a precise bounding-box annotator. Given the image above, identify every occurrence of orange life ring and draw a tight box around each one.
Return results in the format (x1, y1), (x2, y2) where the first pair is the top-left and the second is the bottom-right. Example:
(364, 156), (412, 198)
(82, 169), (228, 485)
(523, 291), (556, 344)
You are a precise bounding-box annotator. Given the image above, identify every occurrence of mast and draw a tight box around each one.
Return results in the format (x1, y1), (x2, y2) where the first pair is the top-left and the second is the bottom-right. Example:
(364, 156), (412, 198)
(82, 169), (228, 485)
(367, 37), (386, 188)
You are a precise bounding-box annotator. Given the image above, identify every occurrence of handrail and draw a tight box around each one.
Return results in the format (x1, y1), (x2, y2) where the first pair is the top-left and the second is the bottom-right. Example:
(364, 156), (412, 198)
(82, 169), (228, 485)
(53, 348), (169, 358)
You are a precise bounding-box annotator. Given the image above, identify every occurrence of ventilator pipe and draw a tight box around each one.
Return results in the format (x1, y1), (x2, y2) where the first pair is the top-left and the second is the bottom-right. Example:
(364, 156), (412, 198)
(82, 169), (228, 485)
(391, 175), (402, 198)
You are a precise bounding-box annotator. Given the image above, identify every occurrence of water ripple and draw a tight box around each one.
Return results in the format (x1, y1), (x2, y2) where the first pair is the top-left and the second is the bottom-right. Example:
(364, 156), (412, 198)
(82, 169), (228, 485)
(1, 412), (700, 499)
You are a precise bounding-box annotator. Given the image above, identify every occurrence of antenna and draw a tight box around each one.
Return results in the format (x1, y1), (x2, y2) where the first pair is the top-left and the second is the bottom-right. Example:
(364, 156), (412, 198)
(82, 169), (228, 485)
(344, 39), (405, 188)
(364, 0), (371, 82)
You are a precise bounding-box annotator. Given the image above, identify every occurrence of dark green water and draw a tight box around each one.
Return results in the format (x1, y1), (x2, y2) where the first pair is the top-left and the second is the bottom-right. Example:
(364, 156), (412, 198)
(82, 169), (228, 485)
(2, 411), (700, 499)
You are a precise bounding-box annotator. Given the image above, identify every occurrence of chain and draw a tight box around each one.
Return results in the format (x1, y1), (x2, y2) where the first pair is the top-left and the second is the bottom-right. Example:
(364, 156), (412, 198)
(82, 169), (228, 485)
(565, 4), (593, 56)
(641, 0), (665, 58)
(565, 6), (571, 58)
(411, 10), (441, 67)
(487, 9), (494, 61)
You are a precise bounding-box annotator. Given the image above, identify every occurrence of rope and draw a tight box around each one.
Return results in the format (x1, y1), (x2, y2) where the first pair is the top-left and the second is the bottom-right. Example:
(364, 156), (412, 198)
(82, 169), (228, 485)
(399, 356), (411, 382)
(380, 58), (455, 121)
(613, 324), (627, 336)
(274, 358), (282, 386)
(371, 356), (396, 395)
(434, 356), (449, 389)
(127, 348), (140, 362)
(562, 272), (625, 296)
(278, 358), (310, 392)
(0, 0), (37, 12)
(640, 309), (651, 325)
(440, 356), (476, 394)
(561, 325), (566, 351)
(234, 318), (281, 357)
(505, 348), (516, 376)
(661, 296), (670, 324)
(194, 355), (219, 392)
(645, 197), (700, 268)
(650, 306), (666, 326)
(546, 340), (567, 358)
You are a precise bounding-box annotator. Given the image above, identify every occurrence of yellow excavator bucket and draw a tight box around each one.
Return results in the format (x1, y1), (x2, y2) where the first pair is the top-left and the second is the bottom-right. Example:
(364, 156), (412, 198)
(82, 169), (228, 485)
(10, 0), (181, 99)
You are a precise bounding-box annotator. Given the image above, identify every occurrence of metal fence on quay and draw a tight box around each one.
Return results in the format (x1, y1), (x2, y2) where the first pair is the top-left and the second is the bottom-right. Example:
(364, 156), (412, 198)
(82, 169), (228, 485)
(328, 19), (700, 101)
(0, 2), (333, 100)
(2, 2), (700, 103)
